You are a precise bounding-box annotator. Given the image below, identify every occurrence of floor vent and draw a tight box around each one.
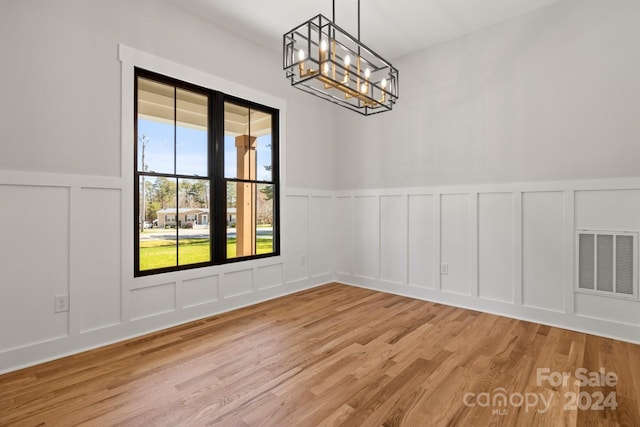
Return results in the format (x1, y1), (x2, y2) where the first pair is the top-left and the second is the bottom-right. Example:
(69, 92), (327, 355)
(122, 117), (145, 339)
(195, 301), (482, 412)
(576, 230), (638, 299)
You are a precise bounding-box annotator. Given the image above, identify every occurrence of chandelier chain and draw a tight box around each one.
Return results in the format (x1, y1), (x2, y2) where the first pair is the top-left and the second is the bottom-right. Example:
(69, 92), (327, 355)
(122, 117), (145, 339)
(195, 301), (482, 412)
(358, 0), (360, 41)
(333, 0), (335, 23)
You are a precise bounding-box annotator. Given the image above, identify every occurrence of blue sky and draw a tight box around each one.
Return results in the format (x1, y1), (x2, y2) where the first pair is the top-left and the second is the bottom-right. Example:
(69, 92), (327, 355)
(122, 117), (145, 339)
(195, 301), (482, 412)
(138, 118), (272, 181)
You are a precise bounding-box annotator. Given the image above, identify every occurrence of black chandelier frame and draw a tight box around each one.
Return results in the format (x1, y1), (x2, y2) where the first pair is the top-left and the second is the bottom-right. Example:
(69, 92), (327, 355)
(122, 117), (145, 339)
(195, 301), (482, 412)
(283, 1), (399, 116)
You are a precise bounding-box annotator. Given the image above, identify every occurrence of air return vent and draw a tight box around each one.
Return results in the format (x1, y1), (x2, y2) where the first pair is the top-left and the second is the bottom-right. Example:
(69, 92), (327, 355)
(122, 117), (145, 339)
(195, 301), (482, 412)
(576, 230), (638, 299)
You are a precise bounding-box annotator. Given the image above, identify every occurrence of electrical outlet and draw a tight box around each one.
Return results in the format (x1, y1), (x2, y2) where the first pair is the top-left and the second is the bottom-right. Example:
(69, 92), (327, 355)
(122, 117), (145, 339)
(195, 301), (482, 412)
(440, 263), (449, 275)
(54, 294), (69, 313)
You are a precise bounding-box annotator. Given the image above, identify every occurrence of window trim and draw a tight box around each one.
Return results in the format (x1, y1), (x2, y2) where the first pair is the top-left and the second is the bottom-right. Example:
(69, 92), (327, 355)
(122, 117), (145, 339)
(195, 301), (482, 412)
(134, 67), (280, 277)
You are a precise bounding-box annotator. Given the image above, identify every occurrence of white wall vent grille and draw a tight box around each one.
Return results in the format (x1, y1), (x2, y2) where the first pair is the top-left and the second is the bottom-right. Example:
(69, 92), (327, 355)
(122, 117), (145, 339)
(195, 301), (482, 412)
(576, 230), (638, 299)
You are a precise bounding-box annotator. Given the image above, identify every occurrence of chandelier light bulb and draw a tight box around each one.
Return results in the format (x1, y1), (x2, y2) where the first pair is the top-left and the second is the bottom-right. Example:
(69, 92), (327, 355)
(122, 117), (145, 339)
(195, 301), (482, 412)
(344, 55), (351, 67)
(361, 83), (367, 94)
(298, 49), (305, 61)
(365, 68), (371, 80)
(381, 78), (387, 89)
(320, 40), (328, 52)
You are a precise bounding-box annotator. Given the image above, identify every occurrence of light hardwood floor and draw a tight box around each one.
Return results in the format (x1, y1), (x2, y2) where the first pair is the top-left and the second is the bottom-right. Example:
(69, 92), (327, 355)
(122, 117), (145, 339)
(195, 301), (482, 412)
(1, 283), (639, 426)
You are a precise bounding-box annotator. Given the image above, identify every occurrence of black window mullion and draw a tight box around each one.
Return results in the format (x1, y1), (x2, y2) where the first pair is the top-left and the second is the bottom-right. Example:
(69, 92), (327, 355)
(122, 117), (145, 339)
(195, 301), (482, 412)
(225, 178), (273, 185)
(139, 171), (210, 180)
(248, 108), (256, 256)
(208, 92), (215, 265)
(254, 182), (258, 256)
(174, 86), (179, 267)
(248, 108), (252, 190)
(272, 110), (280, 256)
(214, 94), (226, 263)
(134, 72), (140, 275)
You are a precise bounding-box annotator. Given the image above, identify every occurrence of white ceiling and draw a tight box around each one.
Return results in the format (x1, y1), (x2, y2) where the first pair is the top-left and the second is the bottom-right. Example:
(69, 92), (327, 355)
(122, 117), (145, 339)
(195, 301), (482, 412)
(168, 0), (562, 60)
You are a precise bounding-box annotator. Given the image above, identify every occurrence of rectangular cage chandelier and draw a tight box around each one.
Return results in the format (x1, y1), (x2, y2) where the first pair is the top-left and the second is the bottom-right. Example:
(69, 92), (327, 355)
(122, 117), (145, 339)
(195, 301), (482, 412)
(283, 1), (399, 116)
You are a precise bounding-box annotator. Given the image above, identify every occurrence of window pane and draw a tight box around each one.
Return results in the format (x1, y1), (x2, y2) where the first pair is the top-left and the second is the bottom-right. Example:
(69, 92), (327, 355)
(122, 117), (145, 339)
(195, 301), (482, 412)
(227, 181), (255, 258)
(251, 110), (272, 182)
(226, 181), (275, 259)
(224, 102), (250, 179)
(224, 135), (237, 179)
(176, 88), (208, 176)
(224, 104), (273, 182)
(256, 137), (272, 182)
(226, 181), (237, 258)
(139, 176), (177, 271)
(137, 77), (175, 174)
(257, 183), (275, 255)
(177, 178), (211, 265)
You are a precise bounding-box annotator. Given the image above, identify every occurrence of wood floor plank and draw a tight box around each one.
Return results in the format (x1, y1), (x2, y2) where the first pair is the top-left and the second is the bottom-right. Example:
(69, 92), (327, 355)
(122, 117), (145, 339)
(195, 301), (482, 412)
(1, 283), (639, 426)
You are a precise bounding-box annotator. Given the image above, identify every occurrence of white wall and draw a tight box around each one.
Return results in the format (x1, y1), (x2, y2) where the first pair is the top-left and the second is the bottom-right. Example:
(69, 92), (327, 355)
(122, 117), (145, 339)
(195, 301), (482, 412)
(331, 0), (640, 344)
(333, 0), (640, 189)
(0, 0), (335, 188)
(0, 0), (336, 373)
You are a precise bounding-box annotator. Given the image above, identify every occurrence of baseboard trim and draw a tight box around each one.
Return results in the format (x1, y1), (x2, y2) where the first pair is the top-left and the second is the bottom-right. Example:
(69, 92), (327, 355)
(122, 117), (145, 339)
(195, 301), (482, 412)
(336, 279), (640, 346)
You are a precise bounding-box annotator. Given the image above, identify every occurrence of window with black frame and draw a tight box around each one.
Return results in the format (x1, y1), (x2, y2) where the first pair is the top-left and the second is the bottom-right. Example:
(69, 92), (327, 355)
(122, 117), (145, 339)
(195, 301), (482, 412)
(223, 102), (277, 259)
(134, 69), (279, 276)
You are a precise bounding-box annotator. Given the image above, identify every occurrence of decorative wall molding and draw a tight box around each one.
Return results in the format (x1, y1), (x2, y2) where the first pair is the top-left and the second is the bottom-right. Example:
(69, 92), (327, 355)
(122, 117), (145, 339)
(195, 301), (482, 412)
(0, 166), (333, 374)
(3, 170), (640, 374)
(334, 180), (640, 345)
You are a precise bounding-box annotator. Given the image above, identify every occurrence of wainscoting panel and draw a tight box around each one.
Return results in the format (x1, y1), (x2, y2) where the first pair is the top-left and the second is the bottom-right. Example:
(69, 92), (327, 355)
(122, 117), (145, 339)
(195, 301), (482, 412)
(522, 191), (565, 312)
(182, 275), (219, 309)
(352, 196), (379, 280)
(256, 264), (284, 291)
(478, 192), (514, 303)
(76, 188), (122, 333)
(407, 195), (436, 289)
(572, 189), (640, 326)
(440, 194), (470, 295)
(575, 189), (640, 230)
(309, 196), (333, 278)
(0, 185), (70, 352)
(130, 282), (176, 321)
(284, 195), (308, 284)
(575, 293), (640, 326)
(335, 197), (352, 276)
(380, 195), (406, 285)
(223, 269), (254, 299)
